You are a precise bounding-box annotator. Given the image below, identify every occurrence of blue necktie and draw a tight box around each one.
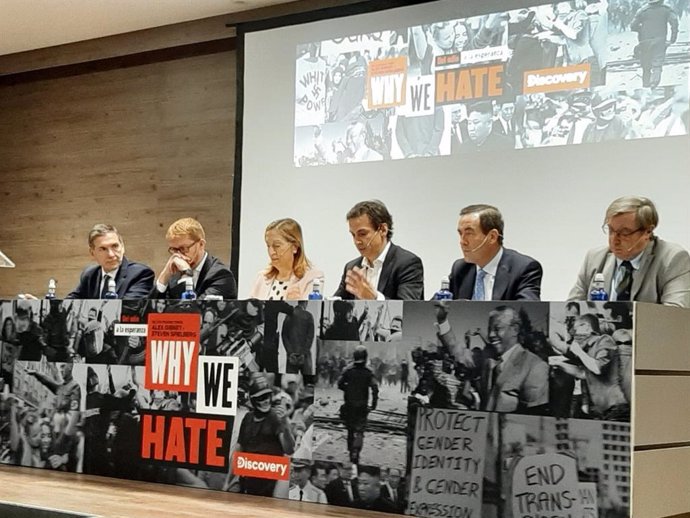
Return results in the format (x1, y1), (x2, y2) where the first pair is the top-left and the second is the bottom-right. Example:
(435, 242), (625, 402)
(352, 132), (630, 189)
(472, 269), (486, 301)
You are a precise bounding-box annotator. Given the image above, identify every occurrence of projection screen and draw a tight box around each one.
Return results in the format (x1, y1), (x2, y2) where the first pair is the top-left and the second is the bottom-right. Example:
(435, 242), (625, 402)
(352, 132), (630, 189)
(239, 0), (690, 300)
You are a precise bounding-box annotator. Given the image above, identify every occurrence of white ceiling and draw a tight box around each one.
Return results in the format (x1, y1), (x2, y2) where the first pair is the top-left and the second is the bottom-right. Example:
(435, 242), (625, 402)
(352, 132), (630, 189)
(0, 0), (296, 56)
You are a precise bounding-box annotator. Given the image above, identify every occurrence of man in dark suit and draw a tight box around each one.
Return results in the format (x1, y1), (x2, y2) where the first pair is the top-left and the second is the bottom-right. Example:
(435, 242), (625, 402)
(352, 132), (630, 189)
(452, 101), (514, 154)
(449, 204), (542, 300)
(151, 217), (237, 300)
(355, 465), (397, 513)
(66, 224), (154, 299)
(380, 467), (405, 512)
(493, 100), (516, 138)
(334, 200), (424, 300)
(325, 460), (359, 507)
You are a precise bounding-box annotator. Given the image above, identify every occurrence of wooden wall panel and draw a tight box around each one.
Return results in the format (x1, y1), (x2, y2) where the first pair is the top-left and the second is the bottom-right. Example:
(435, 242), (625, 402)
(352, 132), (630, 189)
(634, 375), (690, 446)
(634, 303), (690, 371)
(632, 447), (690, 518)
(0, 50), (236, 298)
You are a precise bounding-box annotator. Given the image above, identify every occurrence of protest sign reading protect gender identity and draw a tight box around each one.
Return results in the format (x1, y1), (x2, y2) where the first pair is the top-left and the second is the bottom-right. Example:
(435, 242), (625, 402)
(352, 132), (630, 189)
(408, 407), (488, 518)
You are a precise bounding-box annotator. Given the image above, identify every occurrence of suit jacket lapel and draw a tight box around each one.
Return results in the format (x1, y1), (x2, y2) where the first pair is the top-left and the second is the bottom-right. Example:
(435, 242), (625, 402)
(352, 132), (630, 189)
(458, 266), (476, 300)
(195, 255), (211, 291)
(492, 254), (511, 300)
(90, 269), (102, 299)
(631, 239), (656, 300)
(601, 253), (617, 294)
(495, 345), (526, 390)
(377, 244), (396, 295)
(115, 257), (129, 297)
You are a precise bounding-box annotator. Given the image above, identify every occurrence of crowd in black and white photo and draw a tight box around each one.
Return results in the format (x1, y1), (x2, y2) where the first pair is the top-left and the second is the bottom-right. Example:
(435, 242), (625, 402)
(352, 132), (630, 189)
(294, 0), (690, 166)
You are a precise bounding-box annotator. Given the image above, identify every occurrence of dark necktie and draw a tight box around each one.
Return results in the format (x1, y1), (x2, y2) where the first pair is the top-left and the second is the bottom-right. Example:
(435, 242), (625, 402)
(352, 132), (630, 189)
(492, 357), (503, 388)
(615, 261), (633, 301)
(100, 275), (112, 299)
(299, 489), (303, 501)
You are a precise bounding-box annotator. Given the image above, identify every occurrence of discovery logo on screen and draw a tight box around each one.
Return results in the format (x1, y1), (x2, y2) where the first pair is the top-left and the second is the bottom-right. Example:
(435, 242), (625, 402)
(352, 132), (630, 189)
(523, 64), (591, 94)
(232, 452), (290, 480)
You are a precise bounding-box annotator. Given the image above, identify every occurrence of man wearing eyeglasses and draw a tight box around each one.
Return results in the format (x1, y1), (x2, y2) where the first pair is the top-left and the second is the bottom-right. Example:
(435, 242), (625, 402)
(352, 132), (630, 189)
(151, 217), (237, 300)
(63, 224), (154, 299)
(568, 196), (690, 307)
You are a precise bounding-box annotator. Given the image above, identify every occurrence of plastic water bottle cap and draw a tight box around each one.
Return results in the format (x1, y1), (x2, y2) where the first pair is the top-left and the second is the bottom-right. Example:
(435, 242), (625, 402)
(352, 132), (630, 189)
(594, 273), (605, 282)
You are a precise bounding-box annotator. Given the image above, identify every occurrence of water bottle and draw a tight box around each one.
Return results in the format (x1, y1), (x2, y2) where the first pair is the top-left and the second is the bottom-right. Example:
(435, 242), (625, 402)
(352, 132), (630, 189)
(433, 276), (453, 300)
(104, 277), (118, 299)
(308, 279), (323, 300)
(589, 273), (609, 301)
(181, 277), (197, 300)
(45, 278), (57, 300)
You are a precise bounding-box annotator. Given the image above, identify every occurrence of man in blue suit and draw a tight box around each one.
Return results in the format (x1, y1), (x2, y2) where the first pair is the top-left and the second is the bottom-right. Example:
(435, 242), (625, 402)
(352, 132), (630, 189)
(449, 204), (542, 300)
(66, 224), (154, 299)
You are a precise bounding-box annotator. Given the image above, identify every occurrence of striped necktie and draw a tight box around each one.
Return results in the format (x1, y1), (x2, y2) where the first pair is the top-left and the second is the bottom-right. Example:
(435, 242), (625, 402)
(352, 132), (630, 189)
(615, 261), (633, 301)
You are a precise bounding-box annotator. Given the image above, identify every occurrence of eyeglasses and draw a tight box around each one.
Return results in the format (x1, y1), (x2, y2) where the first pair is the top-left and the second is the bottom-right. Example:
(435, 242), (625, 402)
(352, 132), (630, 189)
(168, 240), (199, 255)
(602, 226), (643, 238)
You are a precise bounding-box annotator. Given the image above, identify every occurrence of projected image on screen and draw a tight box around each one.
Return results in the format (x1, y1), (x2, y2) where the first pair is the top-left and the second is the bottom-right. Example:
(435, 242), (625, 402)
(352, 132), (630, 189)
(294, 1), (690, 166)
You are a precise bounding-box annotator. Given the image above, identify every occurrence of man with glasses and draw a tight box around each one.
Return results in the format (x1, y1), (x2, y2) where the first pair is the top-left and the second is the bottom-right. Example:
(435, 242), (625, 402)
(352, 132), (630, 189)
(151, 217), (237, 299)
(57, 224), (154, 299)
(568, 196), (690, 307)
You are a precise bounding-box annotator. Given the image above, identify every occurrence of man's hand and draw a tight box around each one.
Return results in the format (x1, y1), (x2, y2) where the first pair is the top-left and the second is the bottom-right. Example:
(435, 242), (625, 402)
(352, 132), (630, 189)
(157, 254), (191, 287)
(345, 267), (377, 300)
(434, 301), (449, 324)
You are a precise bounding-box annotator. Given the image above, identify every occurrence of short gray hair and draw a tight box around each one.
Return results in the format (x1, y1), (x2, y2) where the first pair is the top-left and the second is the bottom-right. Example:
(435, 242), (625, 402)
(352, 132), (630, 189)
(88, 224), (122, 248)
(605, 196), (658, 231)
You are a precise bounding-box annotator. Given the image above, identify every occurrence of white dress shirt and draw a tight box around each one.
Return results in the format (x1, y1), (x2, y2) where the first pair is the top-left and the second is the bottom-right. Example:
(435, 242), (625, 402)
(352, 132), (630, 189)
(289, 481), (327, 503)
(475, 247), (504, 301)
(362, 241), (391, 301)
(99, 266), (120, 297)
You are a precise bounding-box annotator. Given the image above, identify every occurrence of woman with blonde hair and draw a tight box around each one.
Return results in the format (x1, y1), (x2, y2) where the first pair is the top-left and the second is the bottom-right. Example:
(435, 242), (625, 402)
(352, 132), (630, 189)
(249, 218), (324, 300)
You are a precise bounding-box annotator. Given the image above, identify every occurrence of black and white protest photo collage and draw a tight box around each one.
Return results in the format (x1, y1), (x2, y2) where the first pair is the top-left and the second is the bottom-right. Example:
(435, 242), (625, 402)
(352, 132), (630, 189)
(0, 298), (632, 517)
(294, 0), (690, 166)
